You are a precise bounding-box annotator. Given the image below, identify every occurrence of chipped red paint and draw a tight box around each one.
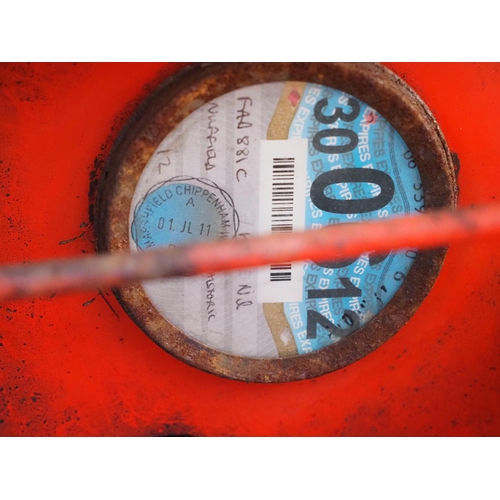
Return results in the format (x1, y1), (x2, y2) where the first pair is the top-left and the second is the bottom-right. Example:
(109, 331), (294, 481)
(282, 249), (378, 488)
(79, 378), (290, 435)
(1, 63), (500, 436)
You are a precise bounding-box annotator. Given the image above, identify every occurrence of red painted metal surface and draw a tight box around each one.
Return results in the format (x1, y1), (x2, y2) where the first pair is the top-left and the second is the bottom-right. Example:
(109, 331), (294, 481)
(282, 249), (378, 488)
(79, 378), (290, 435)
(1, 63), (500, 436)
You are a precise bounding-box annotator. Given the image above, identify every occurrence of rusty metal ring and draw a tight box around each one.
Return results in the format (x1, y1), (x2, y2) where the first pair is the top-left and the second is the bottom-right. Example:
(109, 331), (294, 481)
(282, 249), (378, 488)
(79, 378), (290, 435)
(95, 63), (457, 383)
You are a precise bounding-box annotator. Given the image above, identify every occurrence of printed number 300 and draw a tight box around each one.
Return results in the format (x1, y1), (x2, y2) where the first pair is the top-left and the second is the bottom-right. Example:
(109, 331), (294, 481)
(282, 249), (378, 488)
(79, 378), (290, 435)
(305, 97), (397, 340)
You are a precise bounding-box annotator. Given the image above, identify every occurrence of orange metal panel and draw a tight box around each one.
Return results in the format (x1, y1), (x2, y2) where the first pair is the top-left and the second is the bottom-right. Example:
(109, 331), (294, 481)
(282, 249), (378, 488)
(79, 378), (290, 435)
(1, 62), (500, 436)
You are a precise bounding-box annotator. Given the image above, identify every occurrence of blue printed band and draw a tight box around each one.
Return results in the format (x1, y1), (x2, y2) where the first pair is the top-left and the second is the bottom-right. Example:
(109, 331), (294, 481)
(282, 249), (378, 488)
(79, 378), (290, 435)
(283, 83), (423, 354)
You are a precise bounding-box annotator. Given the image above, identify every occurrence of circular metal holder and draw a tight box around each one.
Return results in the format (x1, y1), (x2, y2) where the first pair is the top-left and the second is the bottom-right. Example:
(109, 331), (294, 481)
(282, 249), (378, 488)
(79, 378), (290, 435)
(96, 63), (457, 382)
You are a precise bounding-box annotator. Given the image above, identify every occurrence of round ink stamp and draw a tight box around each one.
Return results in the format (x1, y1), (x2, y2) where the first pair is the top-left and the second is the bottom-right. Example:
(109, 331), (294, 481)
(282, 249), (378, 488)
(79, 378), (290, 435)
(131, 177), (239, 251)
(96, 63), (457, 382)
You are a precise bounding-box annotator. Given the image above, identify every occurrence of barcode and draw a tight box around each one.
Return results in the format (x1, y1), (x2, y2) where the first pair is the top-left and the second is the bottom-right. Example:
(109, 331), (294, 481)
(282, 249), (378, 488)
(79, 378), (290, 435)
(258, 139), (306, 303)
(270, 157), (294, 282)
(270, 263), (292, 282)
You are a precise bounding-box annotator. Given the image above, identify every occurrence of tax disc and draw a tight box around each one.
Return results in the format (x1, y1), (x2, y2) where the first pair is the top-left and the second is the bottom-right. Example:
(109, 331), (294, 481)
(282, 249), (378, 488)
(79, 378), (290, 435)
(96, 63), (457, 382)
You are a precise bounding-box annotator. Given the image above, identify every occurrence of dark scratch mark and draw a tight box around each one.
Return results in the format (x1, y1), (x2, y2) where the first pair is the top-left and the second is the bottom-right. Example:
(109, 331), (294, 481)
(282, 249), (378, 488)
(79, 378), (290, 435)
(98, 289), (119, 319)
(82, 297), (97, 307)
(59, 232), (85, 245)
